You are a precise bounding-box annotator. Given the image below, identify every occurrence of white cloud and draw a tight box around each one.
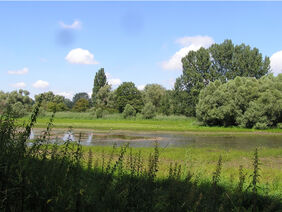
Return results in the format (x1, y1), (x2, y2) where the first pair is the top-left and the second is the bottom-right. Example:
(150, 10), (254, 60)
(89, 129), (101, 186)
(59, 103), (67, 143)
(33, 80), (49, 89)
(162, 35), (214, 71)
(137, 85), (145, 90)
(56, 92), (73, 100)
(270, 50), (282, 76)
(176, 35), (214, 47)
(65, 48), (98, 65)
(59, 20), (82, 30)
(108, 78), (122, 86)
(106, 72), (122, 87)
(8, 67), (29, 75)
(11, 82), (26, 88)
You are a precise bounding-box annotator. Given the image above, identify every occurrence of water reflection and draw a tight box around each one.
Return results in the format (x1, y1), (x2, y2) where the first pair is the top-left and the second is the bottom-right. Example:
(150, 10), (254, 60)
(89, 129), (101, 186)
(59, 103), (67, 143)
(28, 129), (282, 150)
(29, 130), (34, 140)
(86, 133), (93, 144)
(62, 131), (75, 141)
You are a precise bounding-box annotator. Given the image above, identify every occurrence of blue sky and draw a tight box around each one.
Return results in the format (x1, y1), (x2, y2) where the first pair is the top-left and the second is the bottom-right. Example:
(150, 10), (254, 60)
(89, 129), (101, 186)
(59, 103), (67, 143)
(1, 1), (282, 99)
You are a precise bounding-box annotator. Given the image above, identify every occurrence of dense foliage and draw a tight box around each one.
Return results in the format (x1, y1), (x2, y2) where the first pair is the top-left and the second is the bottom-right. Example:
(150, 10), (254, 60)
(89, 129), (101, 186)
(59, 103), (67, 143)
(35, 91), (70, 112)
(72, 98), (90, 112)
(142, 102), (156, 119)
(175, 40), (271, 116)
(115, 82), (143, 113)
(72, 92), (90, 106)
(122, 104), (136, 118)
(0, 89), (33, 117)
(95, 85), (115, 111)
(142, 84), (166, 112)
(92, 68), (107, 105)
(196, 75), (282, 128)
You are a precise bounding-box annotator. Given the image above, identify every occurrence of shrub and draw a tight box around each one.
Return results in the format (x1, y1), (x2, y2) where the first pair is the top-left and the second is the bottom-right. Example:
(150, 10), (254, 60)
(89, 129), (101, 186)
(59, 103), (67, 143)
(141, 102), (156, 119)
(122, 104), (136, 118)
(95, 107), (103, 118)
(72, 98), (89, 112)
(196, 75), (282, 128)
(12, 102), (27, 118)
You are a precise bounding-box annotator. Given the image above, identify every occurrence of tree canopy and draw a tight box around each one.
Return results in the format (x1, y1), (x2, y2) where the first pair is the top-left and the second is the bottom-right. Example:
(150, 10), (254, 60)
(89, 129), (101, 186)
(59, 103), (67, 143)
(92, 68), (107, 105)
(115, 82), (143, 112)
(175, 39), (271, 116)
(72, 92), (90, 106)
(196, 74), (282, 129)
(143, 84), (166, 112)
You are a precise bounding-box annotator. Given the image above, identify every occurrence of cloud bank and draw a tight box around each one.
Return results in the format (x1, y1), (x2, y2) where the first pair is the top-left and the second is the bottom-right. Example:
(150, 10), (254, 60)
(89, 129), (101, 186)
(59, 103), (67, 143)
(65, 48), (98, 65)
(162, 35), (214, 71)
(106, 73), (122, 87)
(33, 80), (49, 89)
(137, 85), (145, 90)
(270, 50), (282, 75)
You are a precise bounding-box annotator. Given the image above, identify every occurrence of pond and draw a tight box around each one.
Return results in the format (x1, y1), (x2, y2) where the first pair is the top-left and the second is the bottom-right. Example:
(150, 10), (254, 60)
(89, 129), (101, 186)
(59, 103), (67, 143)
(29, 129), (282, 150)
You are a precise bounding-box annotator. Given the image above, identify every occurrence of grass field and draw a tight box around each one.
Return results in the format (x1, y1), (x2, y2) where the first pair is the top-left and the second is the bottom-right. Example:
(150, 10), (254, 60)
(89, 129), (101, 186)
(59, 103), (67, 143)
(20, 112), (282, 133)
(80, 145), (282, 197)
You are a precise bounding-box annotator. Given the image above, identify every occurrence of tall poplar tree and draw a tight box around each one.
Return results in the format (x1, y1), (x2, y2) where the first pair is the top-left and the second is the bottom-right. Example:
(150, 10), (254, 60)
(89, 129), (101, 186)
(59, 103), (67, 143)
(92, 68), (107, 105)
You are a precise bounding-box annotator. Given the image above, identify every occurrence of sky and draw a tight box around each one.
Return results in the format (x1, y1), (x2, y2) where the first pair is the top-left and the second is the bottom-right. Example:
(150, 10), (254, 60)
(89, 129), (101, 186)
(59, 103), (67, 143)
(1, 1), (282, 100)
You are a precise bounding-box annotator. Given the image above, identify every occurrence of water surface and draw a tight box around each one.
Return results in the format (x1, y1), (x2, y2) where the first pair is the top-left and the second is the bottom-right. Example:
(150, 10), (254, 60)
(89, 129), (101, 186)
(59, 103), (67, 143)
(29, 129), (282, 150)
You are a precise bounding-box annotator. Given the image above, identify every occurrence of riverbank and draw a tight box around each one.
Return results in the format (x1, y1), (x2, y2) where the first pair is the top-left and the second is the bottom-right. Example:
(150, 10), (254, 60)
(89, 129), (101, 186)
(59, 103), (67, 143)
(19, 114), (282, 134)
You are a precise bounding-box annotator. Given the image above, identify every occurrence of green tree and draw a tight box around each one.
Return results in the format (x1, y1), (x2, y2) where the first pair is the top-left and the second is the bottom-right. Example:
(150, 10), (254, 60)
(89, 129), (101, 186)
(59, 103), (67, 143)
(11, 102), (27, 118)
(196, 74), (282, 128)
(72, 98), (89, 112)
(72, 92), (90, 106)
(176, 39), (270, 116)
(122, 104), (136, 118)
(159, 90), (173, 115)
(115, 82), (143, 112)
(141, 102), (156, 119)
(35, 91), (70, 111)
(92, 68), (107, 105)
(46, 102), (68, 112)
(143, 84), (166, 112)
(0, 90), (33, 116)
(96, 85), (112, 109)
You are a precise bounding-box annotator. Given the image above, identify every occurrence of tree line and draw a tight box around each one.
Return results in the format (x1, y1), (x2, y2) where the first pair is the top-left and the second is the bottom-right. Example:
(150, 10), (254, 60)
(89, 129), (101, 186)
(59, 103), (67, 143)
(0, 39), (281, 128)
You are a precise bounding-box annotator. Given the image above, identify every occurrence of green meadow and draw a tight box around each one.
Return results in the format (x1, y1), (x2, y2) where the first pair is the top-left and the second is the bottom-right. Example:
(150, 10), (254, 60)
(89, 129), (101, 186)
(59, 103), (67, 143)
(79, 145), (282, 197)
(20, 112), (282, 133)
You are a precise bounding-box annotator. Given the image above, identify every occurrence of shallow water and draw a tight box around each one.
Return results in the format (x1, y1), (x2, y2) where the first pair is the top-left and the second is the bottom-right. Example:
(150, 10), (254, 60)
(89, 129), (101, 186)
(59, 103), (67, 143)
(29, 129), (282, 150)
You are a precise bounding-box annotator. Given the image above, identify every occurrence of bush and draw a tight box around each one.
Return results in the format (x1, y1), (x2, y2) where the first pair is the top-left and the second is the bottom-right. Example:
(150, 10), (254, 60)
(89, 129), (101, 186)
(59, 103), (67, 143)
(196, 75), (282, 128)
(46, 102), (68, 112)
(122, 104), (136, 118)
(95, 108), (103, 119)
(254, 122), (268, 130)
(141, 102), (156, 119)
(12, 102), (27, 118)
(72, 98), (89, 112)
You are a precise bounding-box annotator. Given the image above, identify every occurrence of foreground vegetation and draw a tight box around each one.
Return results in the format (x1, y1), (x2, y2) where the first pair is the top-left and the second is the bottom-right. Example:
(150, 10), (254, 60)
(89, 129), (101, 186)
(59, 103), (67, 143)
(1, 103), (282, 211)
